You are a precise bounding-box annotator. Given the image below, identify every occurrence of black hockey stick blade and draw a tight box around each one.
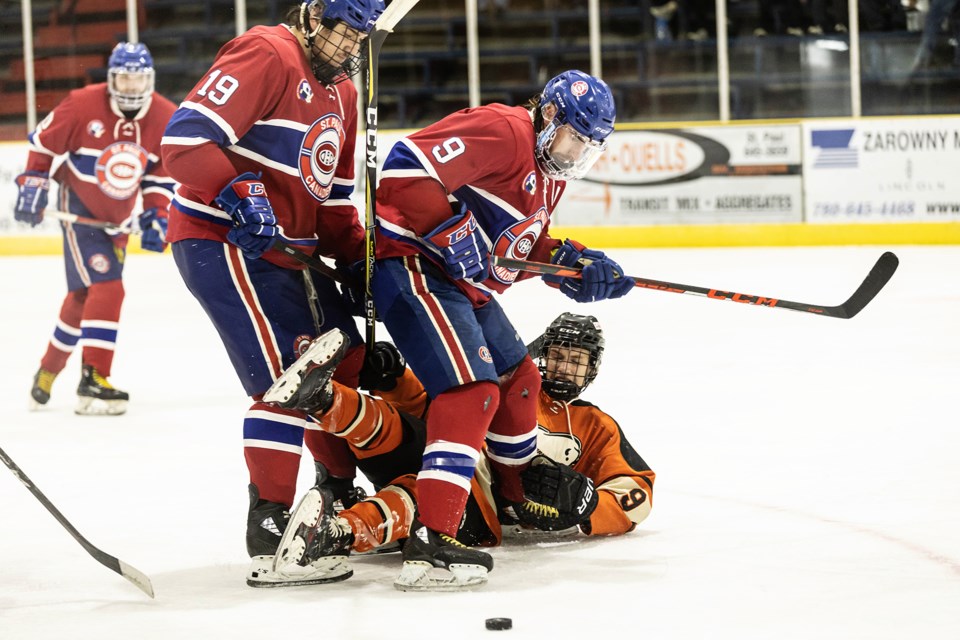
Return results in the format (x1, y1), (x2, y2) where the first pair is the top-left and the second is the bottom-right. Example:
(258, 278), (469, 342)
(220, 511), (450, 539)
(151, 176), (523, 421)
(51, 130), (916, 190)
(0, 446), (155, 598)
(271, 239), (359, 287)
(493, 251), (899, 319)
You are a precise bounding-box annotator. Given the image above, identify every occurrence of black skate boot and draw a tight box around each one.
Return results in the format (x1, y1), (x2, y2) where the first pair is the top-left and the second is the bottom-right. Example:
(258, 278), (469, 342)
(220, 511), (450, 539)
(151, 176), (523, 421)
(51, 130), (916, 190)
(263, 329), (349, 414)
(245, 483), (290, 558)
(394, 519), (493, 591)
(250, 487), (354, 587)
(314, 461), (366, 512)
(75, 364), (129, 416)
(29, 368), (57, 409)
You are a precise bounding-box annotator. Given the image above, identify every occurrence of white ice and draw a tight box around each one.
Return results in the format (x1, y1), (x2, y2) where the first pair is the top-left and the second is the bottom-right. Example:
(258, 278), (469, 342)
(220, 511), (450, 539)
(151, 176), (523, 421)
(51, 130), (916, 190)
(1, 246), (958, 640)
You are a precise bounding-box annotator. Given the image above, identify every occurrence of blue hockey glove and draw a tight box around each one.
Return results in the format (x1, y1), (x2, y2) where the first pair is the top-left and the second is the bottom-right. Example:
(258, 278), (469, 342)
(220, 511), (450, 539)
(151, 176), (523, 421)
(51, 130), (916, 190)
(138, 208), (168, 253)
(544, 239), (635, 303)
(216, 172), (278, 260)
(14, 171), (50, 227)
(423, 209), (489, 281)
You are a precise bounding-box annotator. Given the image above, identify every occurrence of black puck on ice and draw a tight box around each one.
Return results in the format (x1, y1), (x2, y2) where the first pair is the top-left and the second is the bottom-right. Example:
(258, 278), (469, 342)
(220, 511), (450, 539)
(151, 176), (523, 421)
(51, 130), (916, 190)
(485, 618), (512, 631)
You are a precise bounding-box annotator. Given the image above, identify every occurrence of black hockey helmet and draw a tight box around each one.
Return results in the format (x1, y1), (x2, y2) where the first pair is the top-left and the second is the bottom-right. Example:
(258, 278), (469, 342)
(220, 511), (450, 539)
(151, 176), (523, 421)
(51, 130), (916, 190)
(535, 312), (605, 401)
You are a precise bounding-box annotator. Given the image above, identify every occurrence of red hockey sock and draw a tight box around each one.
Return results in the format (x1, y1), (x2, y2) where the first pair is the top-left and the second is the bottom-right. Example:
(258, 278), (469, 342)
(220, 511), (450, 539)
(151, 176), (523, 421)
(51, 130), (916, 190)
(39, 289), (87, 374)
(486, 357), (541, 502)
(417, 381), (499, 536)
(79, 279), (124, 377)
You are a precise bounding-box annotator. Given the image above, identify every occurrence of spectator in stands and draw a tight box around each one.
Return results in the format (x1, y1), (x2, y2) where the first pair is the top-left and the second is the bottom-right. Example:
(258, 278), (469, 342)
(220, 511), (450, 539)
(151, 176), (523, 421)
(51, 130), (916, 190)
(13, 42), (176, 417)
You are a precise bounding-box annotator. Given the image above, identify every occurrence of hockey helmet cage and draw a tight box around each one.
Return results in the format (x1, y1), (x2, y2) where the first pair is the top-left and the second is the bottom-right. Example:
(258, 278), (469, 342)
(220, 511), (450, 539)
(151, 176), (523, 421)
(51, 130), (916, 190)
(299, 0), (384, 84)
(537, 312), (605, 401)
(535, 70), (616, 180)
(107, 42), (155, 111)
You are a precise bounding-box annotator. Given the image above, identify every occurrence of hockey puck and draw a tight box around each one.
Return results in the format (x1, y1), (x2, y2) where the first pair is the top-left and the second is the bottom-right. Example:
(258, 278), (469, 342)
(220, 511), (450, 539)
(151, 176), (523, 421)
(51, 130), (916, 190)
(485, 618), (512, 631)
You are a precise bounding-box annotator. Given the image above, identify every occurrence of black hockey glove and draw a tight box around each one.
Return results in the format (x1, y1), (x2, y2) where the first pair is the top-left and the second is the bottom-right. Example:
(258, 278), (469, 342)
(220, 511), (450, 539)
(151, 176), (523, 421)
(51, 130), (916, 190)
(358, 341), (406, 392)
(516, 455), (598, 531)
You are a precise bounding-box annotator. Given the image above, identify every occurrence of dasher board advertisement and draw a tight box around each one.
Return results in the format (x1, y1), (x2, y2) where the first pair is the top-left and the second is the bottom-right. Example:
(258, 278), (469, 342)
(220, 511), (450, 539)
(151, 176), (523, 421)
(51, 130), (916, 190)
(552, 125), (803, 225)
(803, 117), (960, 223)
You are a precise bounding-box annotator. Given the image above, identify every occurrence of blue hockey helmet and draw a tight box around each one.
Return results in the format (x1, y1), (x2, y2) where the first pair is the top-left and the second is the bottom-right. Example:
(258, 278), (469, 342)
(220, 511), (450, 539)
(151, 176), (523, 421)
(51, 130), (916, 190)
(107, 42), (155, 111)
(535, 70), (616, 180)
(535, 312), (605, 401)
(299, 0), (384, 84)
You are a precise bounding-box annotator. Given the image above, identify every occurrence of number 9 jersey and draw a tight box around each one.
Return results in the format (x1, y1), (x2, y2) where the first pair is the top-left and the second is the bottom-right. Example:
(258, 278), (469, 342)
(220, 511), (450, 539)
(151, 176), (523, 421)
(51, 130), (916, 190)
(374, 103), (568, 307)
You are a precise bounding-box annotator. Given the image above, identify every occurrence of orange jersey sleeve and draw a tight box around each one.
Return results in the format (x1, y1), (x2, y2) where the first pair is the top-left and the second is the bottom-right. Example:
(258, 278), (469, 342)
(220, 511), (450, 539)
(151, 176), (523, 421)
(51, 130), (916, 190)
(536, 392), (655, 536)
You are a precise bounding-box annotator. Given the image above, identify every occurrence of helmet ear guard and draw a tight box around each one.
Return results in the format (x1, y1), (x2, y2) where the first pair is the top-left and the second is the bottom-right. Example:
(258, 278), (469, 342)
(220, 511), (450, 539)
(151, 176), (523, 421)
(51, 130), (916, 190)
(535, 312), (605, 401)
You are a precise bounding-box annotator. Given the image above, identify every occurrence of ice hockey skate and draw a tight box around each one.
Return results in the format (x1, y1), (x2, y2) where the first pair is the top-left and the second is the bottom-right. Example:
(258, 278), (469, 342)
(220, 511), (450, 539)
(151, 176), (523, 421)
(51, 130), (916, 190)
(29, 368), (57, 410)
(263, 329), (348, 414)
(75, 364), (129, 416)
(393, 519), (493, 591)
(248, 487), (354, 588)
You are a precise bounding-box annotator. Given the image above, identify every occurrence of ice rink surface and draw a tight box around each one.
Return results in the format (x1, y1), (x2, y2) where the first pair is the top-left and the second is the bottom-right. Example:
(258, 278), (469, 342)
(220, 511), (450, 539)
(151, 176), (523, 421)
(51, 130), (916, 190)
(1, 245), (958, 639)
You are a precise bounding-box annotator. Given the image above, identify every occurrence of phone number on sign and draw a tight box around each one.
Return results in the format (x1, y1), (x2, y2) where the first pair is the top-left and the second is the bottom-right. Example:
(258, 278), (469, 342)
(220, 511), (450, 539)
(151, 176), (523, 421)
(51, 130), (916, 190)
(813, 201), (915, 217)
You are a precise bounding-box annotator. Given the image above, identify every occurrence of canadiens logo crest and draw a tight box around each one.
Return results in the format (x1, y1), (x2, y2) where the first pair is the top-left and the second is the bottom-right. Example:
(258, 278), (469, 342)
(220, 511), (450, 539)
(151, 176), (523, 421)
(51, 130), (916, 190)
(299, 114), (344, 202)
(478, 346), (493, 363)
(95, 141), (148, 199)
(88, 253), (111, 274)
(87, 120), (105, 138)
(491, 208), (549, 284)
(522, 171), (536, 194)
(297, 80), (313, 103)
(570, 80), (589, 97)
(294, 334), (314, 356)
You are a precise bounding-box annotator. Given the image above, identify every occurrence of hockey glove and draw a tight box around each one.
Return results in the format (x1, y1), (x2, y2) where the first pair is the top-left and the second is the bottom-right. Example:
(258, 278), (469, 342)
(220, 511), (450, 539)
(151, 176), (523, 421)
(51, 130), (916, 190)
(14, 171), (50, 227)
(337, 260), (368, 318)
(516, 455), (598, 531)
(216, 172), (278, 260)
(423, 209), (489, 281)
(138, 208), (168, 253)
(358, 341), (406, 392)
(544, 239), (635, 303)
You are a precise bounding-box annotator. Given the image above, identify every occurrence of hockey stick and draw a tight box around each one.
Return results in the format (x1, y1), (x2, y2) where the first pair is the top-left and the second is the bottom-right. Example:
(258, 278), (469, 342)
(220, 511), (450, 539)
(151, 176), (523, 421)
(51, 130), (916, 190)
(0, 445), (155, 598)
(272, 239), (354, 287)
(493, 252), (899, 319)
(363, 0), (421, 346)
(46, 209), (139, 234)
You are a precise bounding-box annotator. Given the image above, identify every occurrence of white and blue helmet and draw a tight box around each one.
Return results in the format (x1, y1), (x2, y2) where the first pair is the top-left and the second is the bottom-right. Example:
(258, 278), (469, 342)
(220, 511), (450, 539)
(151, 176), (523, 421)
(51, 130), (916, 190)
(535, 70), (616, 180)
(299, 0), (385, 84)
(107, 42), (155, 111)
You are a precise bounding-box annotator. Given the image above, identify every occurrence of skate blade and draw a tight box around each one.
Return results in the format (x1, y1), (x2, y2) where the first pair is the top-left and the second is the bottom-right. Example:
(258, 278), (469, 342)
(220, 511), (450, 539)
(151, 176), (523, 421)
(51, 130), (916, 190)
(502, 523), (579, 538)
(263, 330), (346, 405)
(247, 554), (352, 588)
(28, 398), (49, 412)
(273, 489), (325, 572)
(75, 396), (128, 416)
(393, 561), (489, 592)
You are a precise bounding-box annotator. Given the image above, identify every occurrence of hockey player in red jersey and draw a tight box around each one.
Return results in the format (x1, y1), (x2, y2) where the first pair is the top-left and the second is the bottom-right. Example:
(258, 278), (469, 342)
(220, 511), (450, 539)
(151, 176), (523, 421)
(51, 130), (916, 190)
(366, 70), (636, 588)
(258, 313), (655, 590)
(14, 42), (176, 416)
(160, 0), (383, 586)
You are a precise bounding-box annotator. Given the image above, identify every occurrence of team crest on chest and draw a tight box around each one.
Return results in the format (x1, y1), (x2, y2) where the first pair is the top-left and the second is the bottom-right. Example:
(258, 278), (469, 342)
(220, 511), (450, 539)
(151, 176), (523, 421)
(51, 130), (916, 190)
(95, 141), (148, 199)
(522, 171), (536, 194)
(299, 113), (344, 201)
(536, 425), (582, 466)
(297, 80), (313, 103)
(87, 120), (105, 139)
(491, 208), (549, 284)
